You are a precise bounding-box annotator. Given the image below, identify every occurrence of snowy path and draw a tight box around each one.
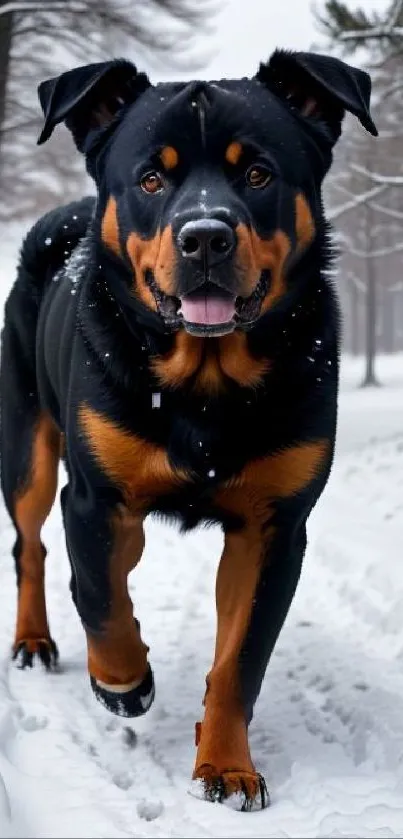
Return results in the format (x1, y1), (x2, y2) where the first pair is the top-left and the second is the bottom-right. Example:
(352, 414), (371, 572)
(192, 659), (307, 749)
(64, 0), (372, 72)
(0, 355), (403, 837)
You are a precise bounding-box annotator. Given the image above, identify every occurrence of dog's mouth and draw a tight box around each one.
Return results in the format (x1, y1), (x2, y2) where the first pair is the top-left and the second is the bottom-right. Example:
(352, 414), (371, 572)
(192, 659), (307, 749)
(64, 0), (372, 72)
(146, 271), (270, 336)
(178, 288), (236, 337)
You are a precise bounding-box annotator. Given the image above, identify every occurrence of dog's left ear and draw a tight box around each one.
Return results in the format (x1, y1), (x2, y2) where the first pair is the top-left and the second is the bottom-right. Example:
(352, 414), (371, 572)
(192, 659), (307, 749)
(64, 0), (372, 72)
(257, 50), (377, 140)
(37, 59), (150, 149)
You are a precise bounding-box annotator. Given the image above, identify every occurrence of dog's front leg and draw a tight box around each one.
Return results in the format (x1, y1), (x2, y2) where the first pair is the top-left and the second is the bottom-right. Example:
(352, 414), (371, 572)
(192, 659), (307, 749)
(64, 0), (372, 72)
(61, 486), (154, 717)
(192, 516), (307, 811)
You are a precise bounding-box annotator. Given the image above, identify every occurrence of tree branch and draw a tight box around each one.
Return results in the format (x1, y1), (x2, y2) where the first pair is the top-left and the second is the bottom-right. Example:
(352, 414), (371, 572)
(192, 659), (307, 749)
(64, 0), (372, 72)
(368, 200), (403, 220)
(350, 163), (403, 185)
(341, 26), (403, 41)
(340, 0), (403, 41)
(327, 183), (389, 220)
(347, 240), (403, 258)
(0, 1), (80, 13)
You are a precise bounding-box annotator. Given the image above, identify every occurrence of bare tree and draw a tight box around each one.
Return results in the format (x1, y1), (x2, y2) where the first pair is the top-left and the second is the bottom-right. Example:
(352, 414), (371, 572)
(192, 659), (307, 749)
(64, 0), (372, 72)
(0, 0), (212, 221)
(316, 0), (403, 386)
(0, 3), (13, 142)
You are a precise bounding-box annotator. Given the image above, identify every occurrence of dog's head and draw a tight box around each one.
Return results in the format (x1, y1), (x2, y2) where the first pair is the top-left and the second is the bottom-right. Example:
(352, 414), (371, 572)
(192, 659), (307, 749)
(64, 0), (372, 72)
(38, 51), (376, 337)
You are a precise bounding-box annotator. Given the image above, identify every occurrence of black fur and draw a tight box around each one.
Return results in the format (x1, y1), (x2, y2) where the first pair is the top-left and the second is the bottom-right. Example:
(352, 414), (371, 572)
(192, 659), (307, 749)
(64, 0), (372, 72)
(1, 49), (376, 807)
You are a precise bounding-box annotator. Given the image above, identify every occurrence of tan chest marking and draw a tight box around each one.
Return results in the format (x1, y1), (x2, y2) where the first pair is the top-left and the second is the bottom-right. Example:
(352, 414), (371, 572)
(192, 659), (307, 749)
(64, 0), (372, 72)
(234, 439), (329, 495)
(78, 408), (327, 518)
(151, 331), (269, 391)
(216, 439), (329, 521)
(78, 405), (188, 504)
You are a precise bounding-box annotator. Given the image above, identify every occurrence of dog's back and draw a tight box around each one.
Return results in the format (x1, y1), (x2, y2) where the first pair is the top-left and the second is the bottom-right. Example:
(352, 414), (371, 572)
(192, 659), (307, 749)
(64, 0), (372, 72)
(1, 196), (94, 448)
(8, 197), (94, 304)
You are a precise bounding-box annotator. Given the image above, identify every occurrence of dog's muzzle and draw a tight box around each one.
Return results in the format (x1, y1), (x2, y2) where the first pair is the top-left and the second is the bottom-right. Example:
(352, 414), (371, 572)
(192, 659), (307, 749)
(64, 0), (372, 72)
(176, 218), (237, 336)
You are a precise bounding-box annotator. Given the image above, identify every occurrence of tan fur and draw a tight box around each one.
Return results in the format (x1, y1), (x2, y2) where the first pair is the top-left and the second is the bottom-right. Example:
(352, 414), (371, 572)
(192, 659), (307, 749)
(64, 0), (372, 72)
(194, 438), (329, 798)
(101, 196), (121, 256)
(14, 413), (60, 649)
(225, 141), (243, 165)
(126, 225), (176, 307)
(160, 145), (179, 170)
(151, 331), (270, 392)
(87, 507), (149, 685)
(295, 192), (316, 251)
(78, 404), (188, 508)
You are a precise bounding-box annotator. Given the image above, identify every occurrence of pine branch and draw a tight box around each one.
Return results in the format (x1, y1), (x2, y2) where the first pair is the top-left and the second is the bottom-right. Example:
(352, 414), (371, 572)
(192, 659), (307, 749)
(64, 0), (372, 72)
(341, 26), (403, 42)
(314, 1), (373, 42)
(314, 0), (403, 53)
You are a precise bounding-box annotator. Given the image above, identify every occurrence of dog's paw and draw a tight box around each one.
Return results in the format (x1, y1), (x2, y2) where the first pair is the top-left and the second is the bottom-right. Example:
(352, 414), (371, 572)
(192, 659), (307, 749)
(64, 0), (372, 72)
(12, 638), (59, 671)
(90, 663), (155, 718)
(190, 765), (269, 812)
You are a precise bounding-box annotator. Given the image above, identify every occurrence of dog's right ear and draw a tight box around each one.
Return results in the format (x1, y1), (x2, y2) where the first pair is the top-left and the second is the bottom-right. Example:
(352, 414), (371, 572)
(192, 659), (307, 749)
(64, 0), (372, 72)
(37, 59), (150, 151)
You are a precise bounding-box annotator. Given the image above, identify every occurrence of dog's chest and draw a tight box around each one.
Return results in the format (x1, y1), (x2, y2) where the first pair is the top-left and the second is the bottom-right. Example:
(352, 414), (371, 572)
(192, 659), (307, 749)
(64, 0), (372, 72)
(163, 396), (251, 481)
(79, 389), (329, 526)
(79, 387), (265, 506)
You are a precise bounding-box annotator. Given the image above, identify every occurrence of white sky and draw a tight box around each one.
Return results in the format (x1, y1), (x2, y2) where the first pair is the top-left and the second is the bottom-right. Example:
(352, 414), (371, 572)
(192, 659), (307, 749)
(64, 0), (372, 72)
(151, 0), (386, 82)
(203, 0), (320, 78)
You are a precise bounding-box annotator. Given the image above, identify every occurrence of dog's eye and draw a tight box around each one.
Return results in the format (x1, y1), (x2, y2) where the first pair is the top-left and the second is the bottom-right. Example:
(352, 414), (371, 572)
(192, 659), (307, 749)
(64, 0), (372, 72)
(140, 171), (165, 195)
(245, 165), (272, 189)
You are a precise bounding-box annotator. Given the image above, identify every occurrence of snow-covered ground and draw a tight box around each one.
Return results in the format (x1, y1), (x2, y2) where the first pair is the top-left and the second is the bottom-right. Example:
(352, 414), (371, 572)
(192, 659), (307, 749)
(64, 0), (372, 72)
(0, 235), (403, 837)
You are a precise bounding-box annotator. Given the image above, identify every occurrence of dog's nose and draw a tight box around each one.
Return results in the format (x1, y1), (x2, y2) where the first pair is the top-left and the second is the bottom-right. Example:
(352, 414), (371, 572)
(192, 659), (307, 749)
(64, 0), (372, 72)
(177, 219), (236, 266)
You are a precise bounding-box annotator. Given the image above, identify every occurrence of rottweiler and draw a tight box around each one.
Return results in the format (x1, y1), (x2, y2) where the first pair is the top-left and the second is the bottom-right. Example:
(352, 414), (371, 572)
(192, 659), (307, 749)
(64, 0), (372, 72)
(0, 49), (376, 810)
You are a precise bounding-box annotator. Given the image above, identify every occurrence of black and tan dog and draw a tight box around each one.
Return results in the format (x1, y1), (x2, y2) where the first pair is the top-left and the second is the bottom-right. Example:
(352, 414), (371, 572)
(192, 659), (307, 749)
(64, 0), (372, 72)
(0, 50), (376, 810)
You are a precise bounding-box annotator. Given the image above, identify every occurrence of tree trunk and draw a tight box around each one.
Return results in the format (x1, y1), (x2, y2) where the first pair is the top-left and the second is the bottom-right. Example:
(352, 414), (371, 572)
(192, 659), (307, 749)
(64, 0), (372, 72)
(350, 280), (359, 355)
(382, 286), (395, 353)
(0, 4), (13, 173)
(361, 253), (380, 387)
(360, 172), (380, 387)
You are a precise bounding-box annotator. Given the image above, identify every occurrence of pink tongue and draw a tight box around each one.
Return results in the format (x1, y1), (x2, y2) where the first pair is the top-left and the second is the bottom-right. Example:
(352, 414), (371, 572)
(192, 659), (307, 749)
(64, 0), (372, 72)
(180, 295), (235, 325)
